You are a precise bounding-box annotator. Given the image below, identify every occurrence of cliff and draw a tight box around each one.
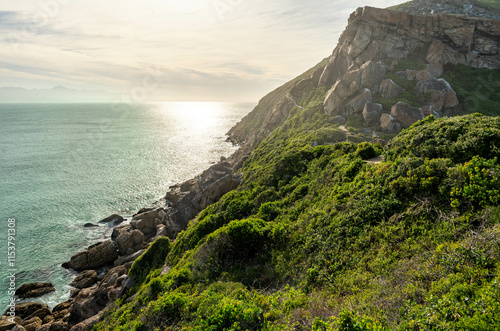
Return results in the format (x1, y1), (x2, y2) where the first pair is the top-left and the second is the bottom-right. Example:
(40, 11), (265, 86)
(7, 3), (500, 331)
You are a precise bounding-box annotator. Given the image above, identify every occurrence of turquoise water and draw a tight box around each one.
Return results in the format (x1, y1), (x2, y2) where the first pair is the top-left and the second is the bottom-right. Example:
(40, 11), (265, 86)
(0, 102), (252, 308)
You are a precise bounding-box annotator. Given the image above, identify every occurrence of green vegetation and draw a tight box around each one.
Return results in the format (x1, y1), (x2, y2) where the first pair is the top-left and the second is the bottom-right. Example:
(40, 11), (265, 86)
(443, 63), (500, 116)
(473, 0), (500, 12)
(94, 75), (500, 331)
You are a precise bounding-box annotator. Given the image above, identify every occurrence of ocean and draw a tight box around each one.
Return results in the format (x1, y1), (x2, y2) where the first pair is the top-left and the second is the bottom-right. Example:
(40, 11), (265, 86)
(0, 102), (253, 309)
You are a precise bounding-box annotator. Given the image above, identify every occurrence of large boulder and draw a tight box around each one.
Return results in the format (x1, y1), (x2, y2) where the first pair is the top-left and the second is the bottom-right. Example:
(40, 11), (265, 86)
(70, 270), (98, 289)
(0, 316), (16, 331)
(131, 211), (159, 237)
(115, 229), (144, 256)
(363, 103), (383, 126)
(379, 79), (403, 98)
(22, 316), (42, 331)
(390, 102), (424, 128)
(4, 303), (48, 320)
(340, 88), (372, 116)
(68, 288), (108, 324)
(380, 113), (402, 134)
(24, 307), (51, 322)
(417, 78), (459, 111)
(15, 283), (55, 299)
(113, 249), (145, 267)
(66, 241), (119, 271)
(99, 214), (124, 225)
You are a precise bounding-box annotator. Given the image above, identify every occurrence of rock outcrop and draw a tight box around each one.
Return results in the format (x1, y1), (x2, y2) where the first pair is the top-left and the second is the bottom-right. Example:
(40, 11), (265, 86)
(65, 241), (119, 271)
(15, 283), (55, 299)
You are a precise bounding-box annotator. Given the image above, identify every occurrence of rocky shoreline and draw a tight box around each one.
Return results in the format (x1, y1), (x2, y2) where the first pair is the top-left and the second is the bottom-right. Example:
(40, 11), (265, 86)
(1, 146), (250, 331)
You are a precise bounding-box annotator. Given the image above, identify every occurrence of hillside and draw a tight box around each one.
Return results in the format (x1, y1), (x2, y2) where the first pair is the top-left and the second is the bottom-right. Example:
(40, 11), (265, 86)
(87, 4), (500, 330)
(7, 2), (500, 331)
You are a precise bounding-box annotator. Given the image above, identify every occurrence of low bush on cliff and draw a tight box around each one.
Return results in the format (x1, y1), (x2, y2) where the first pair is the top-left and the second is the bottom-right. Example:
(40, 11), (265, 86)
(94, 105), (500, 331)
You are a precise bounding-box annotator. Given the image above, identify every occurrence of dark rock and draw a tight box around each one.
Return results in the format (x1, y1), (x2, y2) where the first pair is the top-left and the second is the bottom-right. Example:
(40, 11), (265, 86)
(15, 283), (55, 299)
(53, 301), (72, 314)
(24, 307), (51, 322)
(83, 223), (99, 228)
(66, 241), (119, 271)
(69, 312), (102, 331)
(99, 214), (124, 224)
(0, 316), (17, 331)
(22, 316), (42, 331)
(113, 249), (145, 267)
(4, 303), (48, 320)
(36, 321), (69, 331)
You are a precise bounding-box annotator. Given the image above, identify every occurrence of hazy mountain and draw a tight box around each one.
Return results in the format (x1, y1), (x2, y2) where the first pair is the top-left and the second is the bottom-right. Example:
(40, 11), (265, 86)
(0, 86), (117, 103)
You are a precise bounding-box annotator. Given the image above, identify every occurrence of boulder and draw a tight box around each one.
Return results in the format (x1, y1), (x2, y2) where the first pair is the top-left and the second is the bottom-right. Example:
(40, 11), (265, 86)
(99, 265), (129, 289)
(35, 322), (69, 331)
(11, 325), (26, 331)
(66, 241), (119, 271)
(380, 113), (402, 134)
(99, 214), (124, 224)
(24, 307), (51, 322)
(69, 287), (109, 324)
(0, 316), (16, 331)
(43, 314), (55, 324)
(340, 88), (372, 116)
(111, 225), (131, 241)
(69, 312), (102, 331)
(379, 79), (403, 98)
(70, 270), (98, 289)
(4, 303), (49, 320)
(113, 249), (145, 267)
(22, 316), (42, 331)
(115, 230), (144, 256)
(363, 103), (383, 126)
(417, 78), (459, 111)
(390, 102), (424, 128)
(53, 301), (72, 314)
(426, 40), (445, 63)
(15, 283), (55, 299)
(83, 223), (99, 228)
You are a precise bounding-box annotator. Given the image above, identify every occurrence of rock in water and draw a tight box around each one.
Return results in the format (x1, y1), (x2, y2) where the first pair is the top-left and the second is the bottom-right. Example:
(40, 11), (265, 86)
(65, 241), (119, 271)
(15, 283), (55, 299)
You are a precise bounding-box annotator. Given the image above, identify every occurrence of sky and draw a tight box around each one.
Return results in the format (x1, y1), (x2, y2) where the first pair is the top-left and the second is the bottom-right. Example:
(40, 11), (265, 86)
(0, 0), (403, 102)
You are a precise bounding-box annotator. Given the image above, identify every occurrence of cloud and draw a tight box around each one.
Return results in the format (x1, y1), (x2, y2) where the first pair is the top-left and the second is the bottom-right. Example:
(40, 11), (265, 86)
(0, 0), (404, 101)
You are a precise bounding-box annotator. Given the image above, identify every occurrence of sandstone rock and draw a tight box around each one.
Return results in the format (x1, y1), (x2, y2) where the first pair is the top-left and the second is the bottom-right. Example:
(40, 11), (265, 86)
(379, 79), (404, 98)
(115, 229), (144, 255)
(391, 102), (424, 128)
(363, 103), (383, 126)
(341, 88), (372, 116)
(69, 312), (102, 331)
(52, 301), (72, 314)
(380, 113), (402, 134)
(11, 325), (26, 331)
(43, 314), (55, 324)
(5, 303), (48, 319)
(70, 270), (98, 289)
(22, 316), (42, 331)
(100, 265), (129, 289)
(113, 249), (145, 267)
(111, 225), (131, 241)
(24, 307), (51, 322)
(0, 316), (16, 331)
(36, 321), (69, 331)
(66, 241), (119, 271)
(68, 288), (108, 324)
(15, 283), (55, 299)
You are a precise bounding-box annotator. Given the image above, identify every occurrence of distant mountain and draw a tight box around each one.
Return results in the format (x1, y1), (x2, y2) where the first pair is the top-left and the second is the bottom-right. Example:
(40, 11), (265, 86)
(0, 86), (117, 103)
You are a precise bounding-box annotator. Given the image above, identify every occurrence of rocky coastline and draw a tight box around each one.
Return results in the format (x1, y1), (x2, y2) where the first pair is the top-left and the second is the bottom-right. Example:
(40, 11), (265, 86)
(0, 145), (250, 331)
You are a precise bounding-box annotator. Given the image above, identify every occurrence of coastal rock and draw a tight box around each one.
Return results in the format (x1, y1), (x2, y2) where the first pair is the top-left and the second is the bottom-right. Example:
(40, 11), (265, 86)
(15, 283), (55, 299)
(53, 301), (72, 314)
(22, 316), (42, 331)
(113, 249), (145, 267)
(131, 211), (159, 237)
(417, 78), (459, 111)
(35, 322), (69, 331)
(380, 113), (402, 134)
(68, 312), (102, 331)
(115, 229), (144, 255)
(363, 103), (383, 126)
(99, 265), (129, 289)
(66, 241), (119, 271)
(99, 214), (124, 224)
(24, 307), (51, 322)
(69, 288), (108, 324)
(70, 270), (98, 289)
(11, 325), (26, 331)
(5, 303), (48, 320)
(83, 223), (99, 228)
(390, 102), (424, 128)
(0, 316), (16, 331)
(379, 79), (403, 98)
(111, 225), (131, 241)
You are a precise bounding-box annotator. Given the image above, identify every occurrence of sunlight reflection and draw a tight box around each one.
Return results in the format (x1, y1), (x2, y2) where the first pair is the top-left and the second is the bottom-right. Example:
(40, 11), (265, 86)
(158, 102), (221, 133)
